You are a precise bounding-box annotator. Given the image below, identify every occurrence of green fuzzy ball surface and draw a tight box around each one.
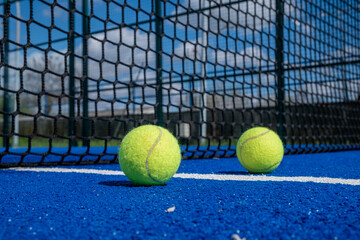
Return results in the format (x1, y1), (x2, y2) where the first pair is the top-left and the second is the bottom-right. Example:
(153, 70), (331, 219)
(119, 125), (181, 186)
(236, 127), (284, 174)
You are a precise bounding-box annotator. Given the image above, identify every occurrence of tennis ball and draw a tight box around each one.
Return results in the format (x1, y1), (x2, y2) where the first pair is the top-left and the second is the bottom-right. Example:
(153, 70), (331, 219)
(119, 125), (181, 186)
(236, 127), (284, 173)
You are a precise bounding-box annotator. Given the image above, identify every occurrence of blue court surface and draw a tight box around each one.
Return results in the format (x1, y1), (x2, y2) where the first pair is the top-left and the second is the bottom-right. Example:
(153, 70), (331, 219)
(1, 150), (360, 240)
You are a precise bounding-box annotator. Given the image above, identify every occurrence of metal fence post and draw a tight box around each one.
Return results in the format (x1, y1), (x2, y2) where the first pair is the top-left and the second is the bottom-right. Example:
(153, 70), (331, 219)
(155, 0), (164, 126)
(2, 0), (10, 148)
(69, 0), (77, 146)
(82, 0), (89, 146)
(276, 0), (285, 143)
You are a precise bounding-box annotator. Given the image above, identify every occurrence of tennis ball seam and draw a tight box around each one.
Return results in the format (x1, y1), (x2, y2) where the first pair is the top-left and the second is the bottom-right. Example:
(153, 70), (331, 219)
(145, 126), (164, 184)
(239, 129), (282, 173)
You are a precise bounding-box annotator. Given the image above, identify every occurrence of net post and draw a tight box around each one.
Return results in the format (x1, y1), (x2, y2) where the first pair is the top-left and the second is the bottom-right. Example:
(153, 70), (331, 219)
(82, 0), (89, 146)
(275, 0), (285, 144)
(69, 0), (77, 146)
(155, 0), (164, 126)
(2, 0), (10, 148)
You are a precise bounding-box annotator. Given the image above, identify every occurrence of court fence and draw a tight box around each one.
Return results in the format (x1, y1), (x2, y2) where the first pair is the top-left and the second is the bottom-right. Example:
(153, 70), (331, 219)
(1, 0), (360, 167)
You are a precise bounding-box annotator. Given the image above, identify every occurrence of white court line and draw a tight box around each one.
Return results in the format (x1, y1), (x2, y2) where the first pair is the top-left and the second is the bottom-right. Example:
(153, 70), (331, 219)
(5, 167), (360, 186)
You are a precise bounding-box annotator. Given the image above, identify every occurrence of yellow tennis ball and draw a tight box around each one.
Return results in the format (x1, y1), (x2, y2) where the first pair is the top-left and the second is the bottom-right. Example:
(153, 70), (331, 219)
(236, 127), (284, 173)
(119, 125), (181, 186)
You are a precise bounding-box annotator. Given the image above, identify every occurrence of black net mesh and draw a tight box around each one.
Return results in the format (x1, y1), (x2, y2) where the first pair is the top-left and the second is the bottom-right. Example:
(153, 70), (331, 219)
(0, 0), (359, 167)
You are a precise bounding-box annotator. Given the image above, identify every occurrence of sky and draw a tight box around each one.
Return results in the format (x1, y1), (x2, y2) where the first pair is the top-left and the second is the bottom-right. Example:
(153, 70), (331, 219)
(0, 0), (359, 115)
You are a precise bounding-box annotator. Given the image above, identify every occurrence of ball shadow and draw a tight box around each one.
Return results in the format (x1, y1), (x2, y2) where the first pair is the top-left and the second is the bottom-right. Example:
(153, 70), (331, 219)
(98, 181), (145, 188)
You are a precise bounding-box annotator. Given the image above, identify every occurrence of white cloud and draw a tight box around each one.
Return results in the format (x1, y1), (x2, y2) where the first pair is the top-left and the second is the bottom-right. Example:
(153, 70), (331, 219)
(19, 25), (159, 106)
(173, 38), (273, 71)
(77, 27), (156, 81)
(331, 45), (360, 60)
(42, 6), (65, 18)
(174, 39), (204, 60)
(171, 0), (278, 33)
(286, 79), (360, 104)
(212, 46), (269, 69)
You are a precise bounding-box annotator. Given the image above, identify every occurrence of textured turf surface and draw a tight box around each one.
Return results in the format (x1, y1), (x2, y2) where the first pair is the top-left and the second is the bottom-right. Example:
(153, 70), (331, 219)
(1, 151), (360, 239)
